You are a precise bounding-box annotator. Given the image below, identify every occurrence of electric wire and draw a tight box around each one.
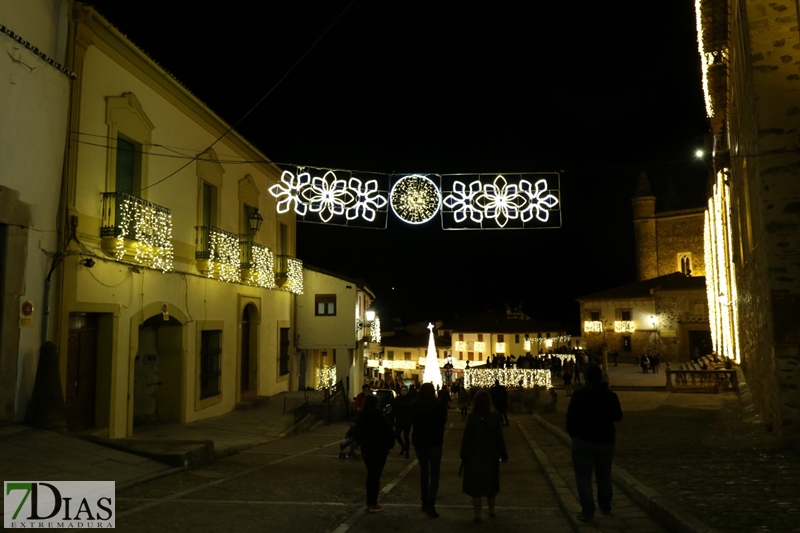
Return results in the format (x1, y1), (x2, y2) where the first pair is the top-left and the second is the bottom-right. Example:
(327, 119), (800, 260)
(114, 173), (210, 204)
(138, 0), (357, 192)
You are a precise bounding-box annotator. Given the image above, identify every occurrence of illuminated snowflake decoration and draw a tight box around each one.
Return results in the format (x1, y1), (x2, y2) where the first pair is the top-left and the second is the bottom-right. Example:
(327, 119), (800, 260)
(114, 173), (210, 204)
(442, 180), (483, 223)
(300, 171), (352, 223)
(269, 170), (310, 216)
(390, 175), (440, 224)
(520, 179), (560, 222)
(444, 175), (559, 228)
(347, 178), (387, 222)
(476, 175), (526, 228)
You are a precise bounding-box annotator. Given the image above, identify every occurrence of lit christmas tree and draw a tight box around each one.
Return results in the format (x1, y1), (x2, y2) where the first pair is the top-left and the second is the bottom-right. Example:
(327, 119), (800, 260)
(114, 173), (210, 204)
(422, 323), (443, 389)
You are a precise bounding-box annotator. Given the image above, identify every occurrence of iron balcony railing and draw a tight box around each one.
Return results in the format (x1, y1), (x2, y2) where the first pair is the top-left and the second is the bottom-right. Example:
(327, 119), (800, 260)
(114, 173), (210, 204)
(240, 240), (276, 289)
(195, 226), (241, 282)
(100, 192), (174, 271)
(275, 254), (304, 294)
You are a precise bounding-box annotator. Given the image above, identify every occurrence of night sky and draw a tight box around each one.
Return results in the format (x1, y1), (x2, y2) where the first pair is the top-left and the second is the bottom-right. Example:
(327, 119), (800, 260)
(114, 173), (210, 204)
(87, 0), (711, 329)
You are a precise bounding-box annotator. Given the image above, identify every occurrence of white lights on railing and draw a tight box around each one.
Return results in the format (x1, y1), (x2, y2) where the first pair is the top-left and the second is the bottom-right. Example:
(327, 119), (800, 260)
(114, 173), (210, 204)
(316, 365), (337, 390)
(418, 358), (468, 370)
(208, 229), (241, 283)
(284, 257), (304, 294)
(495, 342), (506, 353)
(474, 341), (485, 351)
(246, 244), (276, 289)
(614, 321), (635, 333)
(370, 316), (382, 344)
(463, 368), (551, 389)
(115, 196), (174, 272)
(584, 321), (603, 333)
(524, 339), (531, 351)
(454, 341), (466, 351)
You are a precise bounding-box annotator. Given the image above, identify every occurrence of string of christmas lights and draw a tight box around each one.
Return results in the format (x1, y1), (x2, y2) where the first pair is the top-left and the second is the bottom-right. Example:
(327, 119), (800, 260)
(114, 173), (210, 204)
(208, 228), (241, 283)
(614, 321), (635, 333)
(463, 368), (551, 389)
(246, 243), (277, 289)
(316, 366), (337, 390)
(114, 195), (174, 272)
(284, 257), (304, 294)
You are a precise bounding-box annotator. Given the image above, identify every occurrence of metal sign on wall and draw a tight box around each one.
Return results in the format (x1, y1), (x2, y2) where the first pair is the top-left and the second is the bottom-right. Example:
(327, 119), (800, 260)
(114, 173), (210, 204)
(268, 167), (561, 230)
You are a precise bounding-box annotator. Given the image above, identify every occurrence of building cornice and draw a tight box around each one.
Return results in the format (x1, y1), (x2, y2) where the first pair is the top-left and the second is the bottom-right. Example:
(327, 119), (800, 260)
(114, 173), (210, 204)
(1, 25), (76, 79)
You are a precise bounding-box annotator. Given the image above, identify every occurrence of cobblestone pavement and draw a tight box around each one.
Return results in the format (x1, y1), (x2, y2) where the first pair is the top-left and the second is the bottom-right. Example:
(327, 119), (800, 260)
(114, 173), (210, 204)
(115, 416), (575, 533)
(538, 392), (800, 533)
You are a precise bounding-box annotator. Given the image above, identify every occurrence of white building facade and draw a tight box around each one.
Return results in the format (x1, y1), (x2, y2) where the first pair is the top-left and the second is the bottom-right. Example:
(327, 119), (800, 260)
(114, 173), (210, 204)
(0, 0), (72, 423)
(56, 4), (301, 438)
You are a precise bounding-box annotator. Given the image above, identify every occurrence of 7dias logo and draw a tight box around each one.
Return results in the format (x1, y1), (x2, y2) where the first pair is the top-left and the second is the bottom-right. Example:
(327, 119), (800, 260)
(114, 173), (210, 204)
(4, 481), (115, 528)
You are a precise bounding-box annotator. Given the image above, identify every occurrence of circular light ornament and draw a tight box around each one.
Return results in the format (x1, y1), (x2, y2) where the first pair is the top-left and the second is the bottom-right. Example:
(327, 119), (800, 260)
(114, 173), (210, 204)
(390, 174), (441, 224)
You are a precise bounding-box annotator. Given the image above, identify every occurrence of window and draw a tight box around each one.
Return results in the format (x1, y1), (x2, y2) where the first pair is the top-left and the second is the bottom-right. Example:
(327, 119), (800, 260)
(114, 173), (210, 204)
(459, 351), (463, 360)
(497, 334), (504, 342)
(196, 148), (223, 228)
(315, 294), (336, 316)
(105, 93), (153, 194)
(115, 137), (139, 195)
(590, 311), (600, 321)
(515, 334), (519, 344)
(202, 182), (218, 227)
(458, 333), (464, 341)
(200, 330), (222, 399)
(478, 352), (483, 360)
(621, 310), (631, 321)
(387, 350), (394, 360)
(477, 334), (483, 342)
(678, 253), (692, 276)
(404, 352), (411, 360)
(468, 351), (474, 361)
(622, 336), (632, 352)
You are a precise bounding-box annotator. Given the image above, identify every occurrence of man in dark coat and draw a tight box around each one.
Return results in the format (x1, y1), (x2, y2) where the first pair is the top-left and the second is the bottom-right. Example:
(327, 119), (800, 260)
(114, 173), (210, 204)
(392, 385), (413, 458)
(354, 395), (396, 512)
(566, 365), (623, 522)
(489, 380), (509, 426)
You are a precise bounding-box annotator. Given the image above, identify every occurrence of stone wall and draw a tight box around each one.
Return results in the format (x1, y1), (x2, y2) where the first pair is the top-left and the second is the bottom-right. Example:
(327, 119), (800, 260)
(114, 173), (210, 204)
(655, 210), (706, 277)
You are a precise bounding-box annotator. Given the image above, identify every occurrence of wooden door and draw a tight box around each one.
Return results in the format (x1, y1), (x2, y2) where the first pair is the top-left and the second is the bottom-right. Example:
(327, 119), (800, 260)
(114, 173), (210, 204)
(66, 327), (97, 431)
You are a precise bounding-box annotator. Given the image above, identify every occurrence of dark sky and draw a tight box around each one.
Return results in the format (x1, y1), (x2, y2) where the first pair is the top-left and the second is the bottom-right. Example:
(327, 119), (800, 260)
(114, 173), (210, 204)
(88, 0), (710, 329)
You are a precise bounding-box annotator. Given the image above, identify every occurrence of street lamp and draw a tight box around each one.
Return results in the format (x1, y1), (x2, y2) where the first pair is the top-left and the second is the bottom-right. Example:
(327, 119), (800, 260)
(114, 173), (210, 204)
(248, 208), (264, 235)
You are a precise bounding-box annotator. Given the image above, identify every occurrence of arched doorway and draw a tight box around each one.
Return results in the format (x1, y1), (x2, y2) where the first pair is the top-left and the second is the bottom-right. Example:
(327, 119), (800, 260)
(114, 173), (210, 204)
(133, 315), (183, 427)
(240, 303), (259, 400)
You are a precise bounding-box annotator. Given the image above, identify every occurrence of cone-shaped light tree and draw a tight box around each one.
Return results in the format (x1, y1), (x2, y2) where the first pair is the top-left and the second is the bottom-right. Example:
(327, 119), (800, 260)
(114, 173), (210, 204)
(422, 322), (443, 389)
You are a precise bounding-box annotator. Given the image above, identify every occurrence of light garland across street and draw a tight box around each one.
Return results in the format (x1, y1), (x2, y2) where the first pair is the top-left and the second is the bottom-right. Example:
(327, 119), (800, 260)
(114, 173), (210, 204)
(267, 168), (560, 229)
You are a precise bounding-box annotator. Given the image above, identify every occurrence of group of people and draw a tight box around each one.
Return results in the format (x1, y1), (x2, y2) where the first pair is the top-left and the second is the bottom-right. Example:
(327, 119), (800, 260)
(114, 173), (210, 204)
(351, 365), (623, 525)
(639, 353), (661, 373)
(351, 380), (510, 522)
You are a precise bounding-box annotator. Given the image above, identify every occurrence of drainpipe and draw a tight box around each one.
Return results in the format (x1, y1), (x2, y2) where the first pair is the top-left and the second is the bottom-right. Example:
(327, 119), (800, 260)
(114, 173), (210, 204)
(41, 253), (64, 346)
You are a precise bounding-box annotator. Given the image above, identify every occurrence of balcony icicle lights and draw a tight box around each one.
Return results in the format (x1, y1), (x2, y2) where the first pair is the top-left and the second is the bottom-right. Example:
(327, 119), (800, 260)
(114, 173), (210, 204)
(316, 365), (337, 390)
(246, 244), (276, 289)
(114, 194), (174, 272)
(584, 321), (603, 333)
(208, 228), (241, 283)
(284, 257), (304, 295)
(614, 321), (635, 333)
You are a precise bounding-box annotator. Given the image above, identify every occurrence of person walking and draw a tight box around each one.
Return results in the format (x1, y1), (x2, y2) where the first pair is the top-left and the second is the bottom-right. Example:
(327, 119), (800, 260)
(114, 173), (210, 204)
(490, 380), (509, 426)
(411, 382), (447, 518)
(562, 369), (573, 397)
(392, 385), (413, 458)
(354, 395), (396, 513)
(458, 385), (471, 421)
(460, 390), (508, 523)
(566, 365), (623, 523)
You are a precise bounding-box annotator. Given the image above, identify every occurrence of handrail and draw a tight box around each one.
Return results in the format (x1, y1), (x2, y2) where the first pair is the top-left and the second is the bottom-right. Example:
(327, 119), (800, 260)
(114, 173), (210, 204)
(665, 368), (737, 392)
(101, 191), (171, 238)
(293, 400), (310, 423)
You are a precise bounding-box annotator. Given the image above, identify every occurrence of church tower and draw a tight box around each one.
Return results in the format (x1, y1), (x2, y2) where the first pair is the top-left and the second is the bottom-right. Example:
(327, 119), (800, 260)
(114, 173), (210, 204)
(632, 168), (658, 281)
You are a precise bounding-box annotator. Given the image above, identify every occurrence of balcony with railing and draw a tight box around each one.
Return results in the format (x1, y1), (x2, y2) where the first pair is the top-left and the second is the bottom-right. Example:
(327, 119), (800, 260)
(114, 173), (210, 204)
(101, 192), (174, 271)
(195, 226), (241, 283)
(240, 240), (276, 289)
(276, 254), (304, 294)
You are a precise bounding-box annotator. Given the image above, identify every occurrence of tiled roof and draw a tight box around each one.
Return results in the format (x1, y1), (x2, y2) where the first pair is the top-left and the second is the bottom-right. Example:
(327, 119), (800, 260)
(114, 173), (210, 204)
(381, 332), (451, 350)
(577, 273), (706, 302)
(451, 314), (567, 334)
(0, 25), (76, 79)
(303, 263), (372, 295)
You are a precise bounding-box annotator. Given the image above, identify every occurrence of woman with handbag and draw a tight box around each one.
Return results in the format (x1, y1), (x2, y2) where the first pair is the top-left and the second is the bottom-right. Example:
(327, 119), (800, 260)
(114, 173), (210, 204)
(460, 390), (508, 523)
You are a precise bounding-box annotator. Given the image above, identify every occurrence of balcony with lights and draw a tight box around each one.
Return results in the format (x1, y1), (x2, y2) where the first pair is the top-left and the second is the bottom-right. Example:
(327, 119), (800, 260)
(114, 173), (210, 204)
(101, 192), (174, 272)
(240, 240), (276, 289)
(195, 226), (241, 283)
(275, 254), (304, 294)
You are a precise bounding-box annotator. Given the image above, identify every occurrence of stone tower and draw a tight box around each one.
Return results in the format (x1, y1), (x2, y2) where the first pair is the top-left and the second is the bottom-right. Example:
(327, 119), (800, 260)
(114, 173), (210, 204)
(632, 169), (657, 281)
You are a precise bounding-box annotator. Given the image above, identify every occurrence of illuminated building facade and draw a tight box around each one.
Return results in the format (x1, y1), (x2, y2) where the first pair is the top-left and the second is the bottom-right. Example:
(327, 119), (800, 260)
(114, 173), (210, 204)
(696, 0), (800, 444)
(296, 266), (377, 394)
(0, 0), (72, 424)
(577, 273), (710, 361)
(450, 309), (570, 363)
(55, 4), (300, 437)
